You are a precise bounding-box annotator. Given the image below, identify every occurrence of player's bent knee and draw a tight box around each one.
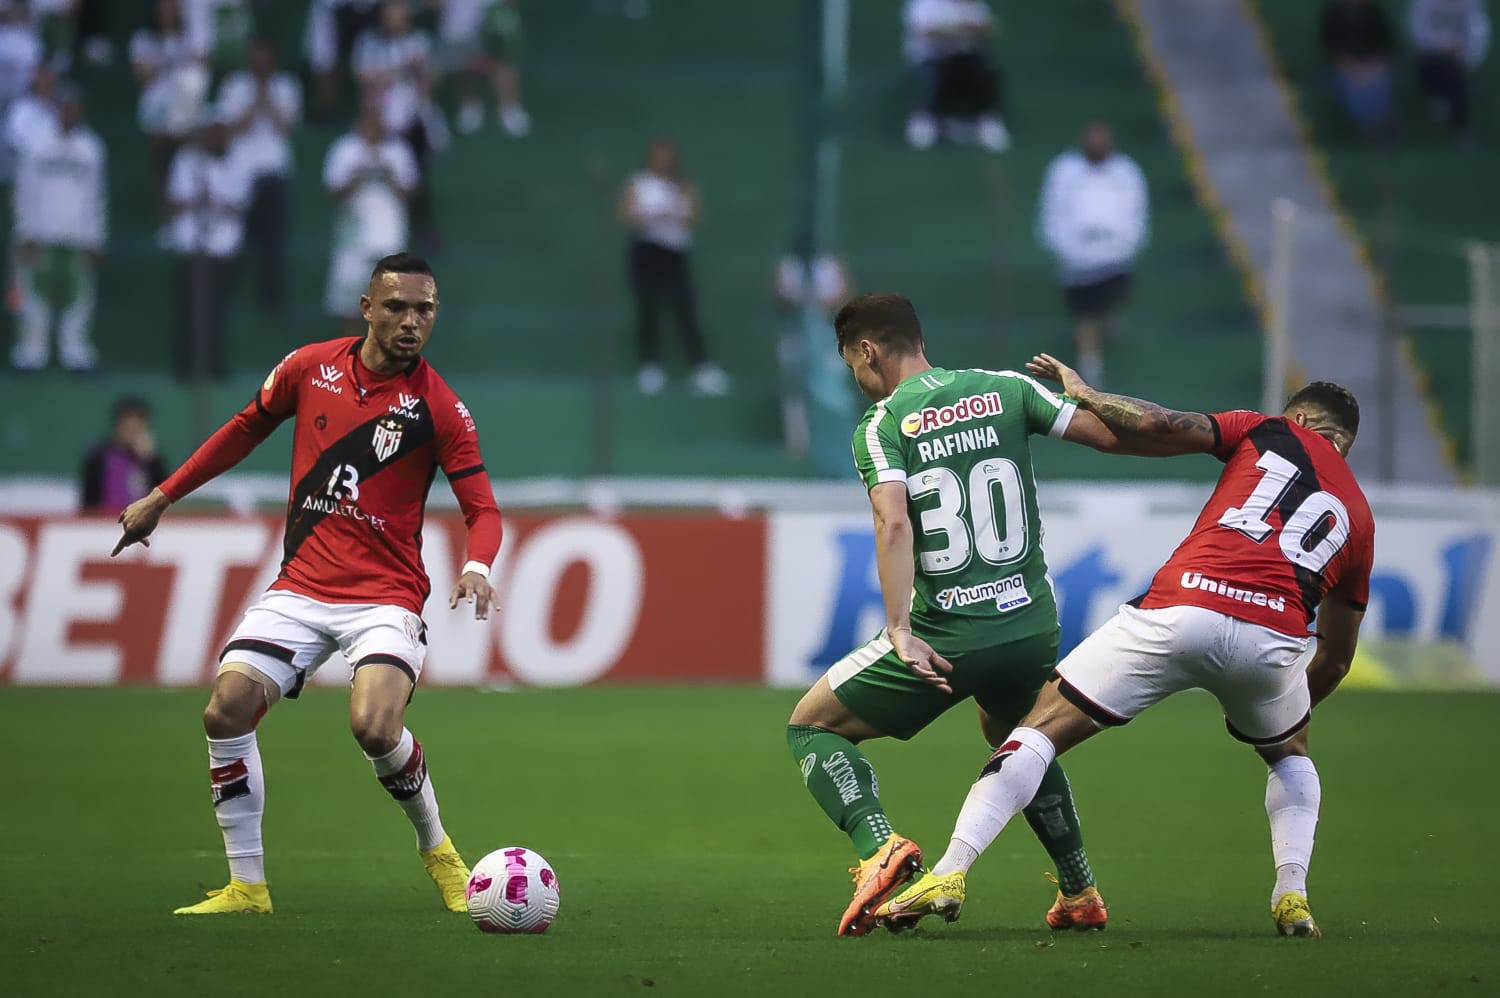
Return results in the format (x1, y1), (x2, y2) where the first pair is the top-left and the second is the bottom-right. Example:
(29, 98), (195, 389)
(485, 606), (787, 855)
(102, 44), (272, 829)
(202, 670), (268, 737)
(349, 705), (404, 756)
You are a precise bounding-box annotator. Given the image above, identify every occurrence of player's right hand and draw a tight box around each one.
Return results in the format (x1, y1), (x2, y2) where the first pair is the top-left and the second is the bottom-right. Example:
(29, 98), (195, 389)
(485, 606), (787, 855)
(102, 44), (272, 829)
(112, 488), (170, 557)
(889, 626), (954, 694)
(1025, 352), (1090, 398)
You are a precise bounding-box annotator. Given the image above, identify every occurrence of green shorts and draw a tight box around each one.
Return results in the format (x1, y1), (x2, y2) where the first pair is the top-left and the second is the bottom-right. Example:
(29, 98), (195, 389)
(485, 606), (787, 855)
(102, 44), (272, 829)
(828, 628), (1061, 741)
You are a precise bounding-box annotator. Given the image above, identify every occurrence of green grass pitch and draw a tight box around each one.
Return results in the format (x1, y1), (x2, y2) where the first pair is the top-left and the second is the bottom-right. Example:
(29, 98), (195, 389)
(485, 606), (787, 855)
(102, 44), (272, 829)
(2, 687), (1496, 997)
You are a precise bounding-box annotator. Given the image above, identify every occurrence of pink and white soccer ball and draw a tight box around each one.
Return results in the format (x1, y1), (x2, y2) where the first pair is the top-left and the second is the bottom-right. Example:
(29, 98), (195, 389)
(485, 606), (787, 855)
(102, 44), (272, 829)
(465, 847), (560, 934)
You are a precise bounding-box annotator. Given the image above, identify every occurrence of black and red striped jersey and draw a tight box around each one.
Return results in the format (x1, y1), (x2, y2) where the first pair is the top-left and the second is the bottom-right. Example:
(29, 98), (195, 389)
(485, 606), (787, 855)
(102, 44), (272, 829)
(1138, 410), (1374, 636)
(161, 337), (502, 614)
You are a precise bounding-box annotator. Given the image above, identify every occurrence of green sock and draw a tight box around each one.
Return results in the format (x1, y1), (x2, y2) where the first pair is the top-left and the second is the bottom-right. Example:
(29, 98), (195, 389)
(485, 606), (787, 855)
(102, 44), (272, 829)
(787, 725), (894, 860)
(1022, 760), (1096, 895)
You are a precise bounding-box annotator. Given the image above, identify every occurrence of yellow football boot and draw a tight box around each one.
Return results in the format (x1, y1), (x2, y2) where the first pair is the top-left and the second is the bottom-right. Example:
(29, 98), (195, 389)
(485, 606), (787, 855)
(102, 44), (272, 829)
(421, 835), (471, 913)
(1272, 892), (1321, 938)
(837, 834), (923, 937)
(173, 879), (272, 915)
(875, 870), (966, 933)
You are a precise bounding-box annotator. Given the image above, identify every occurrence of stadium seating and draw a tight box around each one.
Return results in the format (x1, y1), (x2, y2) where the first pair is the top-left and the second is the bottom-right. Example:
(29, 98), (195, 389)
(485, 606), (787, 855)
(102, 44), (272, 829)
(2, 1), (1262, 485)
(1253, 0), (1499, 467)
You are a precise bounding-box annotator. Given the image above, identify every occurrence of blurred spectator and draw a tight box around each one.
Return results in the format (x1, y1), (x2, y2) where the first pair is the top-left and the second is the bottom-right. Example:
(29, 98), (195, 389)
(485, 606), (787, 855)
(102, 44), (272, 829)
(80, 397), (168, 515)
(322, 101), (417, 335)
(1321, 0), (1396, 136)
(185, 0), (253, 78)
(438, 0), (530, 137)
(353, 1), (441, 249)
(26, 0), (111, 69)
(132, 0), (209, 218)
(0, 4), (41, 142)
(165, 114), (250, 379)
(620, 138), (727, 397)
(902, 0), (1008, 152)
(1037, 122), (1148, 387)
(28, 0), (77, 69)
(1409, 0), (1491, 136)
(774, 243), (853, 457)
(74, 0), (110, 66)
(306, 0), (381, 118)
(217, 36), (300, 312)
(4, 61), (57, 171)
(10, 84), (105, 372)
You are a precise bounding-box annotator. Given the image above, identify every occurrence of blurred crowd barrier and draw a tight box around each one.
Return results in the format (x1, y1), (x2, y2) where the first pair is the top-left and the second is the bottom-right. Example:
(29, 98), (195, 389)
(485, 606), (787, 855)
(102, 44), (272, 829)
(2, 482), (1496, 689)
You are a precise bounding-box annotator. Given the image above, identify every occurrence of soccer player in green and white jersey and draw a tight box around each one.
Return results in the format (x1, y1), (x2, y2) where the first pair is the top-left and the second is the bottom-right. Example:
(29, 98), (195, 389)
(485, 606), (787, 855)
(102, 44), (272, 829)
(788, 292), (1158, 937)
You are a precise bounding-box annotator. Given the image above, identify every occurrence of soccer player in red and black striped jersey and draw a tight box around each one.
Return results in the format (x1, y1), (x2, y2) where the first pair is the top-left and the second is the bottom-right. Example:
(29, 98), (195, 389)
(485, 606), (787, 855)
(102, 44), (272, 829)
(113, 253), (502, 916)
(885, 355), (1372, 939)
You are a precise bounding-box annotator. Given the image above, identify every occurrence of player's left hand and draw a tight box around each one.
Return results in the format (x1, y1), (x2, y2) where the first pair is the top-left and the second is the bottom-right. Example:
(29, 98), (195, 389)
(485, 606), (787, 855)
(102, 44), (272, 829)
(889, 626), (954, 694)
(112, 488), (170, 557)
(1025, 352), (1091, 399)
(449, 571), (499, 620)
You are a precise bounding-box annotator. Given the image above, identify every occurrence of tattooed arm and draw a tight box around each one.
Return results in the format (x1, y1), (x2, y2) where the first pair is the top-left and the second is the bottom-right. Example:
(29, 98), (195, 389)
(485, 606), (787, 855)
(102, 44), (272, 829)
(1027, 353), (1219, 456)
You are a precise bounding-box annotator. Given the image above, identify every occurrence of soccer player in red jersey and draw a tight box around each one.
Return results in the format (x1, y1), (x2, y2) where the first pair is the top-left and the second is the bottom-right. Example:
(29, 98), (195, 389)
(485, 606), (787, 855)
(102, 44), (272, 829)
(885, 354), (1372, 938)
(112, 253), (502, 916)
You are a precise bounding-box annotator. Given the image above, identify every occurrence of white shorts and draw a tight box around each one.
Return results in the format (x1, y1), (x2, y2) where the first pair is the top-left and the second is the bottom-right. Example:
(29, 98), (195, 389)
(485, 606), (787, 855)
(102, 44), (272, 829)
(219, 590), (428, 699)
(1055, 603), (1312, 745)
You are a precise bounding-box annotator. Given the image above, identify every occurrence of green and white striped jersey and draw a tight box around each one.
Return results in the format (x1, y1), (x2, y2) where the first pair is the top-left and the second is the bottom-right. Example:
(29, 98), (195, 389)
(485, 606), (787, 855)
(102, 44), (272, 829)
(851, 367), (1077, 651)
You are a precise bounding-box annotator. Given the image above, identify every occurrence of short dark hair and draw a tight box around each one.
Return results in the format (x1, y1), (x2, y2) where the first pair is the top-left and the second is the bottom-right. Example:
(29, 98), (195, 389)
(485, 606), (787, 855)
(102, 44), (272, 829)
(370, 252), (434, 284)
(112, 395), (150, 423)
(1285, 381), (1360, 438)
(834, 292), (924, 356)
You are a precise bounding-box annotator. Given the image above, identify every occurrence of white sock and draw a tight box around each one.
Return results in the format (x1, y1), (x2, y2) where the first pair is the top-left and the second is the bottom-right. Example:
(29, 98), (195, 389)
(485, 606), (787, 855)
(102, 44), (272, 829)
(933, 727), (1056, 876)
(1266, 755), (1320, 904)
(368, 728), (446, 851)
(208, 733), (266, 883)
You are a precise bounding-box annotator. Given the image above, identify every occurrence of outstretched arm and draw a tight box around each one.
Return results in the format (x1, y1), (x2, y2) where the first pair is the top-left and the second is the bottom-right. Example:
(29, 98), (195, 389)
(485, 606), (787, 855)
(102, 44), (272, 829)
(1027, 352), (1218, 456)
(112, 399), (285, 556)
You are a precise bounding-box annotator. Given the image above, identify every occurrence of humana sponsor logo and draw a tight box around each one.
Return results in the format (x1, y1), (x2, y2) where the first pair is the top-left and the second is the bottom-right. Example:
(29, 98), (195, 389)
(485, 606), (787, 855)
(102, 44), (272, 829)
(1180, 571), (1285, 611)
(900, 391), (1003, 438)
(935, 572), (1031, 612)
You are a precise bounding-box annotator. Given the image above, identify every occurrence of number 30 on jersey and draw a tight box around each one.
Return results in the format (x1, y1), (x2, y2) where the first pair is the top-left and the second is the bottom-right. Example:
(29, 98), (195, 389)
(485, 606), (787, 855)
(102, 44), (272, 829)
(908, 459), (1028, 574)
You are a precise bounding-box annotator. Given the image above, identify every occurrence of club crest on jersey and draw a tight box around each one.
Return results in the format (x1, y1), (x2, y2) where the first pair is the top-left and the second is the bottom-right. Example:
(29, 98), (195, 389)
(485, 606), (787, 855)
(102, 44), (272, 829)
(901, 391), (1003, 438)
(312, 363), (345, 395)
(372, 416), (404, 461)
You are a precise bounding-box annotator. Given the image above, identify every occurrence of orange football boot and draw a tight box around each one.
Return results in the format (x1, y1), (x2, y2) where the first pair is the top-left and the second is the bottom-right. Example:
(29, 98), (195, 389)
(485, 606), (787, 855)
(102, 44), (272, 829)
(1045, 878), (1109, 931)
(838, 834), (923, 937)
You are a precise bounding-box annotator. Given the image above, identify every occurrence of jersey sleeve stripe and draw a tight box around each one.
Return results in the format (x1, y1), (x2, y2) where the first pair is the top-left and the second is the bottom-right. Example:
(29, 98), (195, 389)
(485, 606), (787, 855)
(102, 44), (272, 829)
(1208, 413), (1223, 451)
(1047, 401), (1078, 439)
(864, 399), (893, 472)
(873, 469), (906, 484)
(253, 393), (286, 425)
(969, 368), (1066, 408)
(446, 463), (486, 481)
